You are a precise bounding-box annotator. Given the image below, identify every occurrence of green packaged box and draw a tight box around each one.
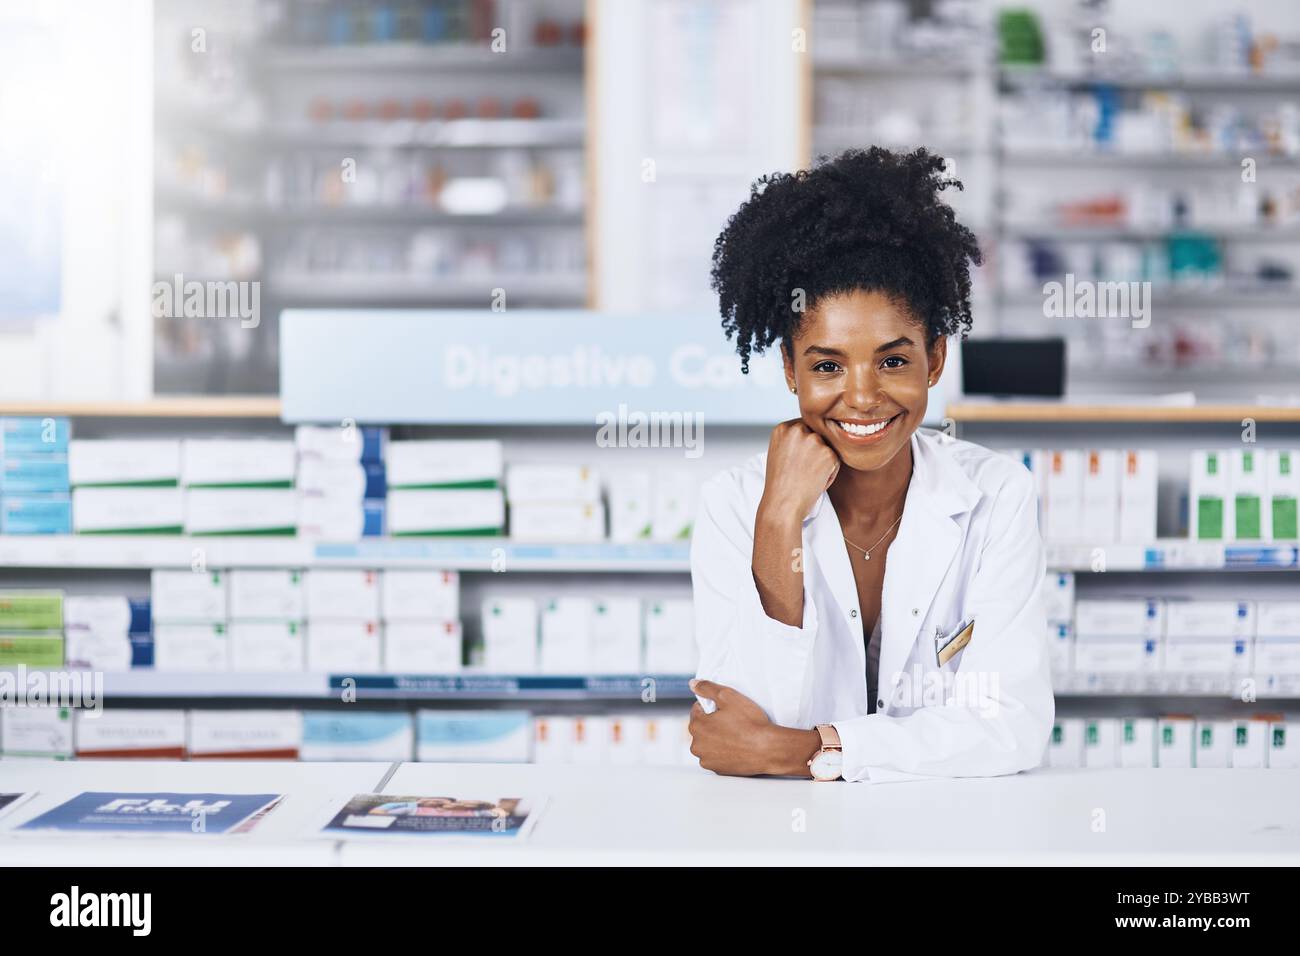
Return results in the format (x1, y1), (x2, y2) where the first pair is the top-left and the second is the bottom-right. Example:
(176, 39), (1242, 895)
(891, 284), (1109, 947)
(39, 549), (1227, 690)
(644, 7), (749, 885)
(0, 631), (64, 667)
(0, 591), (63, 630)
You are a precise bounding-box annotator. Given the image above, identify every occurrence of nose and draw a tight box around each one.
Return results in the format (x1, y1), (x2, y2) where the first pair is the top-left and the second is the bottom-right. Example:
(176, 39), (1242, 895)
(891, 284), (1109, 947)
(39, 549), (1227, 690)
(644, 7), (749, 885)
(843, 362), (883, 413)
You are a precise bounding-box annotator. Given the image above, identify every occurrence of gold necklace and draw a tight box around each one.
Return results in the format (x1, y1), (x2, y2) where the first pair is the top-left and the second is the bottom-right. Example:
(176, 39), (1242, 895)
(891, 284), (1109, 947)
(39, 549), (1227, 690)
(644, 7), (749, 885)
(842, 512), (904, 562)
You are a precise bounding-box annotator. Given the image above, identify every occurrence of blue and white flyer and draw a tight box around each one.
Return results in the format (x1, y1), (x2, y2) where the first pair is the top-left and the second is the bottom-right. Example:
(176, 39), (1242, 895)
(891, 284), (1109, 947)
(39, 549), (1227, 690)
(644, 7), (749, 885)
(319, 794), (545, 841)
(16, 792), (284, 836)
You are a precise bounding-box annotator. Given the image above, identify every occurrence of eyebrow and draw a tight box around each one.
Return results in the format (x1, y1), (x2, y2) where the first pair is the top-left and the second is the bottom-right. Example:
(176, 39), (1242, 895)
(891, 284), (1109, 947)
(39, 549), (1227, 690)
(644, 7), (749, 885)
(802, 336), (917, 357)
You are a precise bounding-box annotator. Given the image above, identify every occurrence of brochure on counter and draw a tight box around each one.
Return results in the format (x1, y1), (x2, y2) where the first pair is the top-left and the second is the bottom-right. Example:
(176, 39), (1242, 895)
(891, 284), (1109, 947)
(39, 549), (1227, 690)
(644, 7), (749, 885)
(317, 794), (546, 842)
(0, 792), (37, 822)
(13, 792), (284, 837)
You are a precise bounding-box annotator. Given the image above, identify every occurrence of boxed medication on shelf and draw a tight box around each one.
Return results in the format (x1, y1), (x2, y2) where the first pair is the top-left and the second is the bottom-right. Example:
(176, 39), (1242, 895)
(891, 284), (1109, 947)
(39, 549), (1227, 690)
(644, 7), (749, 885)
(540, 597), (593, 673)
(481, 597), (538, 672)
(305, 620), (382, 672)
(652, 470), (697, 542)
(607, 470), (653, 542)
(75, 709), (186, 759)
(299, 711), (413, 761)
(1047, 622), (1073, 672)
(1254, 602), (1300, 673)
(1, 416), (70, 455)
(153, 623), (229, 671)
(591, 597), (642, 674)
(510, 500), (605, 542)
(1080, 450), (1119, 542)
(1165, 600), (1255, 640)
(180, 439), (295, 488)
(1042, 571), (1074, 622)
(1075, 598), (1164, 638)
(569, 715), (609, 765)
(532, 715), (574, 764)
(185, 488), (297, 535)
(0, 590), (63, 630)
(229, 570), (306, 620)
(384, 620), (463, 672)
(68, 440), (181, 487)
(506, 464), (600, 503)
(1229, 449), (1268, 540)
(415, 709), (531, 762)
(72, 487), (184, 534)
(641, 714), (690, 766)
(0, 705), (73, 758)
(305, 569), (380, 620)
(1267, 449), (1299, 540)
(64, 596), (150, 636)
(1046, 718), (1084, 768)
(386, 439), (503, 489)
(1118, 718), (1158, 768)
(1083, 718), (1119, 769)
(297, 495), (382, 540)
(1163, 636), (1252, 675)
(1073, 634), (1160, 673)
(130, 634), (153, 668)
(605, 714), (643, 766)
(188, 710), (303, 760)
(1117, 450), (1158, 542)
(386, 488), (504, 536)
(1044, 451), (1083, 542)
(294, 424), (386, 463)
(1269, 722), (1300, 769)
(0, 632), (63, 667)
(644, 599), (696, 673)
(2, 454), (69, 493)
(151, 570), (227, 623)
(297, 459), (385, 499)
(1, 494), (72, 534)
(230, 621), (305, 672)
(1190, 450), (1230, 540)
(1195, 720), (1233, 769)
(381, 569), (458, 621)
(64, 631), (132, 671)
(1231, 717), (1273, 769)
(1157, 716), (1196, 768)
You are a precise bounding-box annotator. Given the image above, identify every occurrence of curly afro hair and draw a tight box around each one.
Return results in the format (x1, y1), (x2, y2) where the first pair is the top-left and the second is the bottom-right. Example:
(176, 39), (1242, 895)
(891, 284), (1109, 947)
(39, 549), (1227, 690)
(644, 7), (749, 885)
(710, 146), (982, 373)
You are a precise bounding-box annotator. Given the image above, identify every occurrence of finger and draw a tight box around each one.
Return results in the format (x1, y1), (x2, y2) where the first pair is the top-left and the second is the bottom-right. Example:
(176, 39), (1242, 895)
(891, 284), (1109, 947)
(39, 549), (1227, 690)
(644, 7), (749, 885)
(689, 678), (727, 703)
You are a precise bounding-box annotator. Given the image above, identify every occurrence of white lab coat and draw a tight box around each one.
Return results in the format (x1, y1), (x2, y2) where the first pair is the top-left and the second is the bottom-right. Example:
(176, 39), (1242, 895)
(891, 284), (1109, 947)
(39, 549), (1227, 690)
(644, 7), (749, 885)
(690, 427), (1055, 783)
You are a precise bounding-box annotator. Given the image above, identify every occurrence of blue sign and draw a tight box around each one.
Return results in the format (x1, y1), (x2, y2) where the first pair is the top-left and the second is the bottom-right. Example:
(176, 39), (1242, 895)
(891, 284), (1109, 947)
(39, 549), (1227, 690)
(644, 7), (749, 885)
(19, 792), (282, 835)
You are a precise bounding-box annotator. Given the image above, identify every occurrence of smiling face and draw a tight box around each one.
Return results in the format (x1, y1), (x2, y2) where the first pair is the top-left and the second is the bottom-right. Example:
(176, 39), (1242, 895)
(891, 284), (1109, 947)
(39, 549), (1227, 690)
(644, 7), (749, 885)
(782, 289), (947, 473)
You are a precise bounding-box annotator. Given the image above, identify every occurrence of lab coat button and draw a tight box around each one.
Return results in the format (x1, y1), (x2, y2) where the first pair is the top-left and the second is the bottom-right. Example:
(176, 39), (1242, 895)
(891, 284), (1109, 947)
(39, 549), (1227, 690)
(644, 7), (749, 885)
(911, 608), (919, 616)
(877, 698), (884, 708)
(850, 609), (858, 618)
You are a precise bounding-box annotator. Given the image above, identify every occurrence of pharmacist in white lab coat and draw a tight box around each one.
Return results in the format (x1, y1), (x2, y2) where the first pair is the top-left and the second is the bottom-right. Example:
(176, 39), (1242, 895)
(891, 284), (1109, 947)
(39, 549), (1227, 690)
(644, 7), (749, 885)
(687, 147), (1054, 783)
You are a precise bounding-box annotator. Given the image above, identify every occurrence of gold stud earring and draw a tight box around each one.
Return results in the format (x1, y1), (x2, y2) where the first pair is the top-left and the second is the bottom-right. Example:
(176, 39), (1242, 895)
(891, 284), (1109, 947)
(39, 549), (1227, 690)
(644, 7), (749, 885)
(789, 386), (797, 394)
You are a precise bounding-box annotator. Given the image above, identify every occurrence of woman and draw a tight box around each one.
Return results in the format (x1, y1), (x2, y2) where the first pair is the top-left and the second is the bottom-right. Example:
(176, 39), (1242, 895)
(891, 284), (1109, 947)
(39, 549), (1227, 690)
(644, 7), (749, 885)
(687, 147), (1054, 783)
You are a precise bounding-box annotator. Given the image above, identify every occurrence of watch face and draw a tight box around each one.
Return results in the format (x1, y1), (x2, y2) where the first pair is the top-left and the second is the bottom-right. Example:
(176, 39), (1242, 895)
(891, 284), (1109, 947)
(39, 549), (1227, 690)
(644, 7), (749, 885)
(809, 750), (843, 781)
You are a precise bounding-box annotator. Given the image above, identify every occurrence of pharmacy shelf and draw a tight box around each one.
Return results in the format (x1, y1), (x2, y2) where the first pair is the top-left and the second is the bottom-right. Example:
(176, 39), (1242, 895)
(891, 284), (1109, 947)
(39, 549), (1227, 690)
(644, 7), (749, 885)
(946, 402), (1300, 423)
(813, 54), (979, 77)
(1045, 541), (1300, 572)
(1, 670), (694, 701)
(997, 287), (1300, 308)
(999, 224), (1300, 242)
(262, 44), (584, 74)
(1054, 671), (1300, 698)
(157, 115), (586, 149)
(0, 536), (691, 571)
(156, 194), (584, 227)
(0, 398), (283, 418)
(273, 273), (588, 304)
(1000, 66), (1300, 92)
(1000, 149), (1300, 168)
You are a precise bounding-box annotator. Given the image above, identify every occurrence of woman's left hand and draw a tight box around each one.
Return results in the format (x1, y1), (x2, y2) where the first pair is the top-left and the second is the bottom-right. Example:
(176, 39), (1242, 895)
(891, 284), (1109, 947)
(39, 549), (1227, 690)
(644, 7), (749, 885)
(687, 679), (819, 777)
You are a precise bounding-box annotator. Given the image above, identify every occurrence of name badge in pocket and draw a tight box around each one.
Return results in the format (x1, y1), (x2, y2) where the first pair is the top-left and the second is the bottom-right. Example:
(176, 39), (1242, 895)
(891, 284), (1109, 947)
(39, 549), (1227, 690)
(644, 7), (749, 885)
(935, 619), (974, 666)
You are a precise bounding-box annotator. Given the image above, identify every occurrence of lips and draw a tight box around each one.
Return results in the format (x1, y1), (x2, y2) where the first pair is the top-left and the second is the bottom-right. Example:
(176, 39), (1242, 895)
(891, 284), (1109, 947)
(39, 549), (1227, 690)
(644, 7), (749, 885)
(831, 413), (901, 443)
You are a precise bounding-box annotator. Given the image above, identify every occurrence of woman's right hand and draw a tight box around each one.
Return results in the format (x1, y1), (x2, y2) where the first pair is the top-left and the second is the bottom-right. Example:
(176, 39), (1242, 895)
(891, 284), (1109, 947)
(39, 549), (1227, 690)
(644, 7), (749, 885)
(758, 418), (841, 524)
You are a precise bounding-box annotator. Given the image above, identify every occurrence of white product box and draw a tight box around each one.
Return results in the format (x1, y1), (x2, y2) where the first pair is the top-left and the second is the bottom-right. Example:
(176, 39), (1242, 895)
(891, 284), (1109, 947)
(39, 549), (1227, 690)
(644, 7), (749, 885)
(229, 570), (306, 620)
(1080, 450), (1119, 543)
(181, 439), (296, 487)
(305, 569), (380, 620)
(153, 623), (230, 671)
(1046, 718), (1084, 768)
(1118, 718), (1158, 768)
(306, 621), (382, 672)
(384, 620), (463, 672)
(1083, 718), (1120, 768)
(297, 495), (367, 540)
(73, 487), (184, 534)
(63, 595), (134, 636)
(64, 630), (132, 671)
(1042, 572), (1075, 623)
(1073, 635), (1161, 673)
(607, 470), (653, 542)
(506, 464), (600, 503)
(1047, 622), (1073, 672)
(509, 500), (605, 542)
(1254, 636), (1300, 674)
(385, 439), (503, 489)
(569, 715), (609, 765)
(1157, 717), (1196, 768)
(1268, 721), (1300, 769)
(185, 489), (298, 535)
(68, 439), (182, 487)
(1010, 450), (1048, 529)
(1190, 450), (1230, 540)
(1195, 719), (1233, 768)
(296, 459), (367, 498)
(151, 570), (227, 623)
(1267, 449), (1299, 540)
(1229, 448), (1268, 541)
(415, 709), (531, 762)
(1074, 598), (1165, 638)
(591, 597), (642, 674)
(652, 470), (698, 542)
(605, 714), (644, 766)
(1163, 637), (1252, 675)
(1165, 600), (1255, 640)
(532, 715), (574, 764)
(1231, 718), (1272, 768)
(1117, 450), (1158, 542)
(540, 597), (593, 674)
(230, 621), (305, 672)
(188, 710), (303, 759)
(299, 711), (413, 761)
(294, 424), (380, 462)
(1044, 450), (1083, 542)
(1257, 602), (1300, 638)
(381, 569), (458, 621)
(386, 488), (504, 535)
(75, 709), (186, 759)
(0, 705), (74, 757)
(641, 715), (689, 766)
(644, 599), (696, 673)
(481, 597), (538, 672)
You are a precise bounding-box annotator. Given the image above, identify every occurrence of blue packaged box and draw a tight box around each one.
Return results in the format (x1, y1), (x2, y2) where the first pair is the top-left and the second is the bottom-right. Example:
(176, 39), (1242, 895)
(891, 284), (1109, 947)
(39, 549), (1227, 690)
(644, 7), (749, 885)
(362, 498), (385, 537)
(359, 427), (386, 464)
(128, 599), (151, 635)
(363, 462), (386, 499)
(1, 417), (70, 455)
(129, 632), (154, 668)
(2, 493), (73, 534)
(2, 454), (70, 493)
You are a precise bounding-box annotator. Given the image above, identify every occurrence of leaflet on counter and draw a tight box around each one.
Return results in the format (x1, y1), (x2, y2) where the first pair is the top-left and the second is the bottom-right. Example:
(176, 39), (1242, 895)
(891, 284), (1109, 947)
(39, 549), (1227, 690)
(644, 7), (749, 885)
(318, 794), (545, 841)
(14, 792), (284, 836)
(0, 792), (37, 822)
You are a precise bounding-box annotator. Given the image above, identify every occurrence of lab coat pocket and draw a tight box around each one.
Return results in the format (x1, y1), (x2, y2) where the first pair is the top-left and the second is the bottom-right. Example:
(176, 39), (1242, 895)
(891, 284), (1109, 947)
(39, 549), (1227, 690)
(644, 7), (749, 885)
(934, 618), (974, 671)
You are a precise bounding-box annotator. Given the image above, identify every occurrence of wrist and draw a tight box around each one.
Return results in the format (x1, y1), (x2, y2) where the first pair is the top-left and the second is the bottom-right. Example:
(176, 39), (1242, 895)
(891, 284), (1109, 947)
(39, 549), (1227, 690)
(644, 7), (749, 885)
(765, 726), (822, 777)
(756, 500), (805, 536)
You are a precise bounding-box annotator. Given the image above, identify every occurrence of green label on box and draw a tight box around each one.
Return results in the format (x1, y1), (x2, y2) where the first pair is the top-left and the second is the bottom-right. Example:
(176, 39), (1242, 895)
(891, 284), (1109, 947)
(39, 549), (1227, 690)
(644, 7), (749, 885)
(1236, 726), (1247, 745)
(1162, 726), (1174, 745)
(1274, 497), (1298, 540)
(1086, 723), (1098, 745)
(1124, 722), (1135, 743)
(0, 593), (63, 630)
(0, 633), (64, 667)
(1197, 497), (1224, 540)
(1235, 496), (1261, 540)
(1201, 727), (1213, 747)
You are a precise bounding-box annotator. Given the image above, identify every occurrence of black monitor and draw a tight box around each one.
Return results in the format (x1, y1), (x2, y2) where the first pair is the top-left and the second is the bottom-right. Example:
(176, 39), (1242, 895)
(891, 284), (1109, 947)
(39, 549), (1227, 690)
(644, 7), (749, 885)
(961, 338), (1066, 398)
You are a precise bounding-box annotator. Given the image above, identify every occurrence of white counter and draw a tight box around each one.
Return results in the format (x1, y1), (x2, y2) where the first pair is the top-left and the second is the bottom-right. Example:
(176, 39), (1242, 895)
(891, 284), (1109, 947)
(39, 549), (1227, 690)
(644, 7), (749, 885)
(2, 761), (1298, 865)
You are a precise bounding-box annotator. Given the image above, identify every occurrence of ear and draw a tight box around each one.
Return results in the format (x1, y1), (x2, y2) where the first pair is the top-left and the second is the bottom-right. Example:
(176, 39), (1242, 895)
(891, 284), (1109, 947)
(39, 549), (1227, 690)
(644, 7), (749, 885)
(926, 335), (949, 387)
(781, 340), (796, 392)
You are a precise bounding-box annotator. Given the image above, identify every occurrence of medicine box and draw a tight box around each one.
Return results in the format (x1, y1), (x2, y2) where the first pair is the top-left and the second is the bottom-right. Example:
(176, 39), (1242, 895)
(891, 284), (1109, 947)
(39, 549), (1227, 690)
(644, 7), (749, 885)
(305, 620), (382, 673)
(230, 621), (304, 672)
(68, 440), (181, 487)
(73, 487), (184, 534)
(539, 597), (593, 674)
(1, 416), (70, 454)
(607, 470), (653, 542)
(384, 620), (463, 672)
(0, 706), (74, 758)
(505, 464), (600, 503)
(1046, 718), (1084, 768)
(509, 500), (605, 542)
(643, 599), (696, 673)
(2, 455), (69, 494)
(591, 597), (642, 674)
(229, 570), (306, 620)
(1074, 598), (1165, 638)
(1268, 722), (1300, 769)
(181, 439), (295, 488)
(151, 570), (227, 623)
(1043, 450), (1083, 542)
(1042, 571), (1075, 623)
(386, 488), (504, 536)
(64, 631), (133, 671)
(153, 623), (229, 671)
(1080, 450), (1119, 543)
(651, 470), (697, 542)
(188, 710), (303, 760)
(415, 710), (531, 762)
(1118, 717), (1158, 768)
(1231, 717), (1273, 768)
(481, 597), (538, 672)
(1190, 450), (1230, 540)
(305, 569), (380, 620)
(0, 632), (64, 667)
(1157, 717), (1196, 768)
(1083, 718), (1120, 768)
(294, 424), (385, 463)
(184, 488), (297, 535)
(0, 591), (63, 630)
(1194, 719), (1233, 768)
(2, 494), (72, 534)
(1229, 449), (1268, 540)
(1267, 449), (1299, 540)
(299, 711), (413, 761)
(75, 709), (186, 760)
(385, 439), (503, 489)
(64, 596), (150, 637)
(380, 570), (458, 621)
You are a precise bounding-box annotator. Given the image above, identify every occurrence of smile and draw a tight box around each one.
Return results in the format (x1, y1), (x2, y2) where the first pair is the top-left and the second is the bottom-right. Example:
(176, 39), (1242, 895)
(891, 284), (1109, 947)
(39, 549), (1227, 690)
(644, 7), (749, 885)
(832, 414), (900, 442)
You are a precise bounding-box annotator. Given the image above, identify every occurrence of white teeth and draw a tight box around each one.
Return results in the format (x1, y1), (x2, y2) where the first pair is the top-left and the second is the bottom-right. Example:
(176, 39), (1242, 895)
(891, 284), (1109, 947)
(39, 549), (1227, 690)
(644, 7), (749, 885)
(836, 417), (893, 437)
